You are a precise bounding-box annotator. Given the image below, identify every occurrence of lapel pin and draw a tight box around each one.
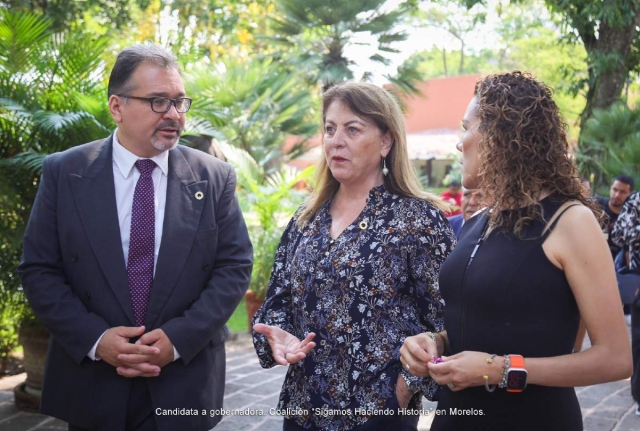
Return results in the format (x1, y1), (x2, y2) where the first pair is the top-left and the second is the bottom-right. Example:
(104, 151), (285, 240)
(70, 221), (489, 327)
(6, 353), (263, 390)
(195, 191), (204, 200)
(359, 221), (368, 230)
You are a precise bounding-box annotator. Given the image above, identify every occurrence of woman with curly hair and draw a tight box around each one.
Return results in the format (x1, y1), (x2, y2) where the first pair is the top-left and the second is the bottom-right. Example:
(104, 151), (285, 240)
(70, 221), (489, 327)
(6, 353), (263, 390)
(400, 71), (632, 430)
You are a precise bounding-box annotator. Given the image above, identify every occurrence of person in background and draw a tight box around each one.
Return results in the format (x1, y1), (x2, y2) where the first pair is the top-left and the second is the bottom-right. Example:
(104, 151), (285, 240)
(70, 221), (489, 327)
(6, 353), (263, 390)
(252, 81), (456, 431)
(595, 175), (635, 323)
(595, 175), (634, 259)
(441, 180), (462, 216)
(17, 44), (253, 431)
(447, 188), (484, 237)
(401, 71), (631, 431)
(611, 191), (640, 415)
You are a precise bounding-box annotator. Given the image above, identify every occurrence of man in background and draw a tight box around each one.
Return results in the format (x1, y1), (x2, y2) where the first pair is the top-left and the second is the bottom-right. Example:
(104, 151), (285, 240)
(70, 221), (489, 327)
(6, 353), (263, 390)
(594, 175), (634, 324)
(447, 188), (483, 237)
(596, 175), (634, 260)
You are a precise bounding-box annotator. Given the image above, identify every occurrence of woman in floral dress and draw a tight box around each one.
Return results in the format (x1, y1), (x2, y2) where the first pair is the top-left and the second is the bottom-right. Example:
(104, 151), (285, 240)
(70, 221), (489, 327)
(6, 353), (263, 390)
(252, 82), (456, 431)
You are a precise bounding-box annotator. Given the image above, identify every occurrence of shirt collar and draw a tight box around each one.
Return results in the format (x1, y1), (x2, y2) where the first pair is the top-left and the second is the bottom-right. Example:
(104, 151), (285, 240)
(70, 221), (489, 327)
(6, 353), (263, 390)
(112, 129), (169, 179)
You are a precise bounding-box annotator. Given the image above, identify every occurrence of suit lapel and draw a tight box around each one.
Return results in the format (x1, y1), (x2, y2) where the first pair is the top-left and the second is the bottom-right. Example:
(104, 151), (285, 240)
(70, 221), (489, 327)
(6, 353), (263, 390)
(69, 137), (136, 325)
(146, 147), (207, 327)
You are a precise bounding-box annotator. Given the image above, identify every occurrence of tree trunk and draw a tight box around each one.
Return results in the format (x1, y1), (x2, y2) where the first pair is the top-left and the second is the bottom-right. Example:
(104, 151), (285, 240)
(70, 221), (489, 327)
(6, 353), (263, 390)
(579, 13), (640, 138)
(442, 47), (448, 76)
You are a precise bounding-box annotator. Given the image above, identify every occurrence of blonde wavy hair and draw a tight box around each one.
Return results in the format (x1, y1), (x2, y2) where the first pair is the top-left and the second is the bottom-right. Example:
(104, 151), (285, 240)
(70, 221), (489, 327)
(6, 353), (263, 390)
(297, 81), (447, 228)
(473, 71), (600, 236)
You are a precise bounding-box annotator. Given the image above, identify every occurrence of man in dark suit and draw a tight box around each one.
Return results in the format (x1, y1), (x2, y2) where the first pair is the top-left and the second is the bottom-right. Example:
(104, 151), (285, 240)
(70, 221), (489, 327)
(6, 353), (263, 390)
(17, 44), (253, 431)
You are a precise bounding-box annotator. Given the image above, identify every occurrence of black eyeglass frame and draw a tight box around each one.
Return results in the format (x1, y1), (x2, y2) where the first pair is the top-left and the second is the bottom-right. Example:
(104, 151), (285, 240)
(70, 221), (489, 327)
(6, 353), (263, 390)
(117, 94), (192, 113)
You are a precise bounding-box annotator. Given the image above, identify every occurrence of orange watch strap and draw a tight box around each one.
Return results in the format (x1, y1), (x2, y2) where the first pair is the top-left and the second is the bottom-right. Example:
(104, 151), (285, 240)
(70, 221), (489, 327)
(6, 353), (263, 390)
(509, 354), (525, 369)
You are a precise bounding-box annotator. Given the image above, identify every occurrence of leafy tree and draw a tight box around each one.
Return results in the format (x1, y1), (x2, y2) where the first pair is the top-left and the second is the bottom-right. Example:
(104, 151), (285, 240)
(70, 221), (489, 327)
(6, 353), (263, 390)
(135, 0), (279, 62)
(269, 0), (421, 92)
(0, 285), (26, 371)
(216, 141), (314, 300)
(407, 0), (586, 137)
(460, 0), (640, 139)
(0, 10), (111, 315)
(577, 103), (640, 190)
(0, 0), (142, 32)
(414, 0), (488, 75)
(185, 58), (319, 169)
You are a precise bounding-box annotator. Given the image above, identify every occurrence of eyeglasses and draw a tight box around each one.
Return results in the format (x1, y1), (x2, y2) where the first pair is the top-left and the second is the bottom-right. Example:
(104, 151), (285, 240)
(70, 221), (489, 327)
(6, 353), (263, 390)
(117, 95), (192, 113)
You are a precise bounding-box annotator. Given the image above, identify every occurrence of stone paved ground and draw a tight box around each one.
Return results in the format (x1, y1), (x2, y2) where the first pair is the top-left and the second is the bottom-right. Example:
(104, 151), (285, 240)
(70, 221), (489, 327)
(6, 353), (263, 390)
(0, 331), (638, 431)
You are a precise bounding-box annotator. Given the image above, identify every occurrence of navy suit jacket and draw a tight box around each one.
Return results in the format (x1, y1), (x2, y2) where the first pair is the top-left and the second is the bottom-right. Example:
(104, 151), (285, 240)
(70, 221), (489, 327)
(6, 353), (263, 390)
(448, 214), (465, 238)
(18, 137), (253, 431)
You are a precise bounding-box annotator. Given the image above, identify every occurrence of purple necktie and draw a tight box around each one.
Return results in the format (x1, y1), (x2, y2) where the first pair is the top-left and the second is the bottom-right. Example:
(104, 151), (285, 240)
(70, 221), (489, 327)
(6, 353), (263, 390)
(127, 159), (156, 326)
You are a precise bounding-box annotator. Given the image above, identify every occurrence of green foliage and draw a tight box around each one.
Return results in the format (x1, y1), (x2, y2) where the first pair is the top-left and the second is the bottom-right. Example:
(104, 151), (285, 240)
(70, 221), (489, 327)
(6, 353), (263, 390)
(0, 285), (27, 372)
(2, 0), (140, 32)
(147, 0), (278, 62)
(217, 141), (314, 300)
(270, 0), (420, 92)
(461, 0), (640, 139)
(576, 103), (640, 190)
(226, 296), (248, 333)
(442, 162), (462, 187)
(407, 0), (586, 138)
(185, 58), (319, 168)
(0, 11), (112, 327)
(415, 0), (487, 75)
(411, 46), (492, 78)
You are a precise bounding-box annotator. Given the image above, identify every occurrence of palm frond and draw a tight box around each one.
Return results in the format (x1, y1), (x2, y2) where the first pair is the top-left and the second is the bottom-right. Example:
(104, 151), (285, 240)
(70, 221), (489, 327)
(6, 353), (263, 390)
(183, 117), (227, 142)
(0, 151), (47, 175)
(578, 103), (640, 188)
(0, 11), (51, 75)
(215, 140), (264, 188)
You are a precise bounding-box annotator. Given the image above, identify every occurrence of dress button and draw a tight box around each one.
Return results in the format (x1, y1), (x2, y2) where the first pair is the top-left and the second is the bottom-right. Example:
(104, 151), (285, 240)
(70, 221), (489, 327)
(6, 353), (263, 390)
(325, 252), (329, 256)
(70, 252), (78, 262)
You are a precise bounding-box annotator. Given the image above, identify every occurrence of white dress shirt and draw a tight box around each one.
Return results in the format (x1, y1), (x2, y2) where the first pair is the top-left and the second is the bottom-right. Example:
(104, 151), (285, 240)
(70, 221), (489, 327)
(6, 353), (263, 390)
(88, 131), (180, 361)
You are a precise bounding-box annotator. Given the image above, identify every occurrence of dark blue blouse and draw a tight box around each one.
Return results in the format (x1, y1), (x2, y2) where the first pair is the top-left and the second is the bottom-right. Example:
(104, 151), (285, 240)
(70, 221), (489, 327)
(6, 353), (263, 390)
(252, 185), (455, 430)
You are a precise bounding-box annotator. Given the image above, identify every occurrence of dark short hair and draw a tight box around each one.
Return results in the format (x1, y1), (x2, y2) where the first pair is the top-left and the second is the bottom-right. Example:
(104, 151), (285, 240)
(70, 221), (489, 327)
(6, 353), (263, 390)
(614, 175), (635, 191)
(108, 44), (180, 98)
(450, 180), (461, 187)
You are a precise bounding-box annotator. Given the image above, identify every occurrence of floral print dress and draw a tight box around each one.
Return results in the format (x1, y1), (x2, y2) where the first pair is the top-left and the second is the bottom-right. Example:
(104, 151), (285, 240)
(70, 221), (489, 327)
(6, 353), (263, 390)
(252, 185), (455, 430)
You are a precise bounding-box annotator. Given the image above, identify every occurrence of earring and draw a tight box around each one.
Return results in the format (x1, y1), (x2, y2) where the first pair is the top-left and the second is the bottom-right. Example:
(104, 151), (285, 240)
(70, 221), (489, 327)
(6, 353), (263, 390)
(382, 158), (389, 176)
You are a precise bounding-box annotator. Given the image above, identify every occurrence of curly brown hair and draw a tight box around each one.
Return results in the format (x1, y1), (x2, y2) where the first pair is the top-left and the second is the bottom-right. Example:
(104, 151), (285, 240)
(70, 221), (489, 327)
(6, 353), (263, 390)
(473, 71), (600, 236)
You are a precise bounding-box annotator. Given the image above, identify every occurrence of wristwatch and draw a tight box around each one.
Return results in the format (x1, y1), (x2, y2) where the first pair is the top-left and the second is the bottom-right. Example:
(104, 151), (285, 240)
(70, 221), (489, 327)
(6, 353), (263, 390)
(506, 354), (528, 392)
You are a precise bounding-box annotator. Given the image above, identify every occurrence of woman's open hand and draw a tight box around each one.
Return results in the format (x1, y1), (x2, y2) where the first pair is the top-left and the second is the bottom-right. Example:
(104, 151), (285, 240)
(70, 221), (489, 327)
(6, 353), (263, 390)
(253, 323), (316, 366)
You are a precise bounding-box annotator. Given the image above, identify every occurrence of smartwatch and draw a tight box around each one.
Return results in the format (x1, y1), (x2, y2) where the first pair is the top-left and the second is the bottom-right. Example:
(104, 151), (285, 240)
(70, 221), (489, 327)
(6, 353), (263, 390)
(506, 355), (527, 393)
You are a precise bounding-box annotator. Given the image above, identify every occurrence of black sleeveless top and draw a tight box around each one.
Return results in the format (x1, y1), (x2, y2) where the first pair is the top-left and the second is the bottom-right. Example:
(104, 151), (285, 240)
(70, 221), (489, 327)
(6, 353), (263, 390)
(432, 196), (582, 431)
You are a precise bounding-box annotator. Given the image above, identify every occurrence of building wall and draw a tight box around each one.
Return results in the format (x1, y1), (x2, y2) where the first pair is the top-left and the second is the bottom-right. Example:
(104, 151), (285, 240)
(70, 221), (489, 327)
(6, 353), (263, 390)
(401, 74), (481, 133)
